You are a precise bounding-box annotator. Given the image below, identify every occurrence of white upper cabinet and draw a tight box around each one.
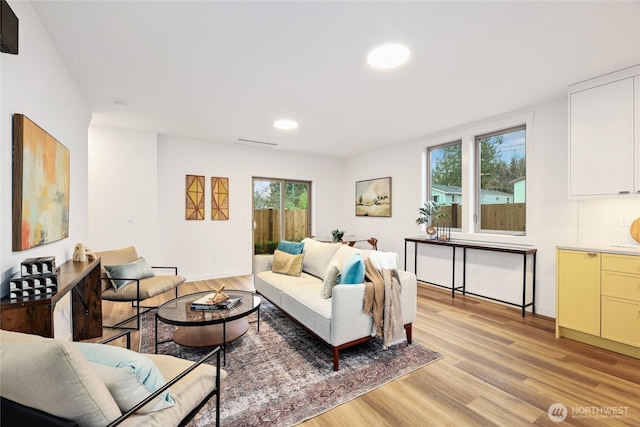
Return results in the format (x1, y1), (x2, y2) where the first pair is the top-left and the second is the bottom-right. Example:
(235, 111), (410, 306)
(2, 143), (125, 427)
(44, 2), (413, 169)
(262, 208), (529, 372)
(568, 66), (640, 198)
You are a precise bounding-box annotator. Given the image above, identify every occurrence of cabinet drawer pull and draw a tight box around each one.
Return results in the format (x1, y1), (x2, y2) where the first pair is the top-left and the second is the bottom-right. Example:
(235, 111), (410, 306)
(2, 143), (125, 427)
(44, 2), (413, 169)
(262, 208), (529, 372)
(618, 190), (630, 194)
(587, 253), (598, 257)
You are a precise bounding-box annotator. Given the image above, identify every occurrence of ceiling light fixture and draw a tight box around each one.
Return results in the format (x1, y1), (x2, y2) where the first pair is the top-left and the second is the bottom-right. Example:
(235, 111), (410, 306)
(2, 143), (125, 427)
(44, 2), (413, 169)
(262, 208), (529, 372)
(367, 43), (410, 69)
(273, 119), (298, 130)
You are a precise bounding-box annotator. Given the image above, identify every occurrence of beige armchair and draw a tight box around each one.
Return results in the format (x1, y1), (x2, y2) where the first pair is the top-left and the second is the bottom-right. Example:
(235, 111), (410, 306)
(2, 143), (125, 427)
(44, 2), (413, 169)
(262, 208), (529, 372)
(96, 246), (186, 330)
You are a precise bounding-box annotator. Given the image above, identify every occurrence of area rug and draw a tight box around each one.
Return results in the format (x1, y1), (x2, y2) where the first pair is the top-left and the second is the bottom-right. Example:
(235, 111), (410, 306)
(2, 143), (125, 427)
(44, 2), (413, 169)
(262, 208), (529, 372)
(140, 299), (442, 426)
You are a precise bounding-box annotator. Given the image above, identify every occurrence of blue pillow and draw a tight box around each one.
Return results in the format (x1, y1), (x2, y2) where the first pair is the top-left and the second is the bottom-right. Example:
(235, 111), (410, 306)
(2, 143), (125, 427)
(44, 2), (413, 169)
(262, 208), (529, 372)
(277, 240), (304, 255)
(340, 253), (365, 284)
(74, 342), (174, 412)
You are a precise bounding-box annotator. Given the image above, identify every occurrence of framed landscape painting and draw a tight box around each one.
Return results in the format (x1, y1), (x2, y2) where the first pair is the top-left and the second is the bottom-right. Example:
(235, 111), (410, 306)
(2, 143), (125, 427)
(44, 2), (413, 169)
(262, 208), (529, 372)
(355, 177), (391, 217)
(12, 114), (70, 251)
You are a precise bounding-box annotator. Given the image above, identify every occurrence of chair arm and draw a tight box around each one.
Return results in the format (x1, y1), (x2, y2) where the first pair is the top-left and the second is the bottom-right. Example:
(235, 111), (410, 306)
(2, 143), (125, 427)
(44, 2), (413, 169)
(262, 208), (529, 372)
(106, 346), (222, 427)
(99, 330), (132, 349)
(151, 266), (179, 275)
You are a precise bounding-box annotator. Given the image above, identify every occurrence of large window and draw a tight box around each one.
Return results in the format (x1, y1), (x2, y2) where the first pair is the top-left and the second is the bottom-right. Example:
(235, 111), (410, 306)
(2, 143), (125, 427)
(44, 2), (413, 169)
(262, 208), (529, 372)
(475, 125), (526, 234)
(253, 178), (311, 254)
(428, 141), (462, 229)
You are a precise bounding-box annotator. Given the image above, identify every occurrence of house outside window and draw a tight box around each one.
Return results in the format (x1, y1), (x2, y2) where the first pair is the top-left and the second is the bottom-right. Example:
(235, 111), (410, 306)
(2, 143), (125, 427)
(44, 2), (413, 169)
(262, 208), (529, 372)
(428, 141), (462, 229)
(475, 125), (526, 234)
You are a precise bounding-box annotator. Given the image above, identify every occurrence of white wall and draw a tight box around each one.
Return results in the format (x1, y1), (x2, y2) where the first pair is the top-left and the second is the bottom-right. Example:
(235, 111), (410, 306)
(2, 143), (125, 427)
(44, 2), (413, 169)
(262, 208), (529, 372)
(0, 1), (91, 297)
(88, 126), (159, 259)
(342, 97), (578, 317)
(88, 130), (345, 280)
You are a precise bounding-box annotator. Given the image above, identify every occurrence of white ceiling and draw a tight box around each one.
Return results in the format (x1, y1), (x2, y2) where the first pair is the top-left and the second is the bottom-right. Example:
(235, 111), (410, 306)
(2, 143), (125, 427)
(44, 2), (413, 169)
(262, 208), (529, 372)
(31, 1), (640, 157)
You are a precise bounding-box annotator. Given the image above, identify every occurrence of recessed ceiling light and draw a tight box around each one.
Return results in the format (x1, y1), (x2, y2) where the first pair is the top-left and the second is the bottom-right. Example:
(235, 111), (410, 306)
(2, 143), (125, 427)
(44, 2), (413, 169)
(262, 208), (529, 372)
(273, 119), (298, 130)
(367, 43), (410, 69)
(113, 100), (128, 109)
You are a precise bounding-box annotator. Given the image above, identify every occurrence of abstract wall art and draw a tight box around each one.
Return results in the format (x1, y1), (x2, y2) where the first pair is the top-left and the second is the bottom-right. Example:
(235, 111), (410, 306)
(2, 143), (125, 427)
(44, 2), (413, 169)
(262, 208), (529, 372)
(12, 114), (70, 251)
(355, 176), (392, 217)
(185, 174), (205, 220)
(211, 177), (229, 220)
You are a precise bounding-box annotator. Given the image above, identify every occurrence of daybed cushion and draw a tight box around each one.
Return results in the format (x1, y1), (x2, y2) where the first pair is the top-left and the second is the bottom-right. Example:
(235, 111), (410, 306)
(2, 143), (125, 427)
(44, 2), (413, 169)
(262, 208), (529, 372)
(0, 330), (121, 427)
(300, 238), (341, 279)
(74, 342), (174, 413)
(272, 249), (304, 277)
(104, 257), (156, 291)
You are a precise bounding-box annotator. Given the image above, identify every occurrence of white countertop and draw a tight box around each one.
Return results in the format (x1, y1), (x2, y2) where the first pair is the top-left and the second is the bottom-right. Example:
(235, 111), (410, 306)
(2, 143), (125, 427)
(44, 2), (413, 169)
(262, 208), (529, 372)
(556, 242), (640, 256)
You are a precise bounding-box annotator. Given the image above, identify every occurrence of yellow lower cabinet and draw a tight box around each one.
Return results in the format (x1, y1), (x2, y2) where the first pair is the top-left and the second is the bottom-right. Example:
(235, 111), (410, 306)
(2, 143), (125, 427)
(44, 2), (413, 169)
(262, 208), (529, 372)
(557, 250), (601, 336)
(601, 296), (640, 347)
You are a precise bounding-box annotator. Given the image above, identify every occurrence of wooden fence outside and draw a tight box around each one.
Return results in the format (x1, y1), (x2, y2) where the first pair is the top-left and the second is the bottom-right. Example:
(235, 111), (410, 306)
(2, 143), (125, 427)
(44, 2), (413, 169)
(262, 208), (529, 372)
(438, 203), (525, 231)
(254, 209), (308, 252)
(254, 203), (524, 253)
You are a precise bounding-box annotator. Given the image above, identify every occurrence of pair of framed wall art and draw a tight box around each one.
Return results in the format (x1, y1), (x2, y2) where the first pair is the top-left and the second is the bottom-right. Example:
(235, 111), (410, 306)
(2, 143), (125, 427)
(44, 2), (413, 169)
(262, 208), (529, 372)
(186, 175), (229, 221)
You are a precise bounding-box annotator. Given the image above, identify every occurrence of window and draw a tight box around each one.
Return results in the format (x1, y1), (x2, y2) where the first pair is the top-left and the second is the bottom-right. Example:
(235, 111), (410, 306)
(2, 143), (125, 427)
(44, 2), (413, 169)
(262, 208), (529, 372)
(252, 178), (311, 254)
(475, 125), (526, 234)
(428, 141), (462, 229)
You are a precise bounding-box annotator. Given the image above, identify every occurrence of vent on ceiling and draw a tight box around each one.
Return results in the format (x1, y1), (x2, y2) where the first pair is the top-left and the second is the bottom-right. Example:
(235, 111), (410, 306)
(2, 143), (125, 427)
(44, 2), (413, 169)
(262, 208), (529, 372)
(235, 139), (277, 148)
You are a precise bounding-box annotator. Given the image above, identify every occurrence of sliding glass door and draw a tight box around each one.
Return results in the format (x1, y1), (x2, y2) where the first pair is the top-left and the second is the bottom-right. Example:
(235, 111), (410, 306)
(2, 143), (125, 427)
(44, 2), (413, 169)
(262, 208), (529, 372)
(253, 178), (310, 254)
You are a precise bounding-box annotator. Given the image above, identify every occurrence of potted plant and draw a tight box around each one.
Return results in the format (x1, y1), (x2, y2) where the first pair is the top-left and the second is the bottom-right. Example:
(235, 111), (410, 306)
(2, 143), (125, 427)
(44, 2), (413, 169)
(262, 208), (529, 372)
(415, 201), (442, 226)
(331, 229), (345, 242)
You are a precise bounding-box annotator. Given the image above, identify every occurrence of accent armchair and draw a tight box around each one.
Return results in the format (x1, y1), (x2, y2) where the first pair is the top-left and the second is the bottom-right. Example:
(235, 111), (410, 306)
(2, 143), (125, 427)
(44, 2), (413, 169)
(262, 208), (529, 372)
(0, 329), (224, 426)
(96, 246), (186, 330)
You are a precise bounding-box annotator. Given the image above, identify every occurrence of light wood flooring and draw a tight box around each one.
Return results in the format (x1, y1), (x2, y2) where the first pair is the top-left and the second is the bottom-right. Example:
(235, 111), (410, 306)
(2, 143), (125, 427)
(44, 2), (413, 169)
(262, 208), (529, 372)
(99, 276), (640, 426)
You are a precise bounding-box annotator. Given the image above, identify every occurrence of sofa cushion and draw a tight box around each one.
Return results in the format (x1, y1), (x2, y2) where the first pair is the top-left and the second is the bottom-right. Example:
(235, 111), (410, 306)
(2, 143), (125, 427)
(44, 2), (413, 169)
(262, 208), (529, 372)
(255, 270), (320, 307)
(277, 240), (304, 255)
(321, 259), (341, 298)
(340, 253), (365, 284)
(281, 282), (332, 342)
(272, 249), (304, 277)
(0, 330), (121, 426)
(301, 238), (341, 279)
(74, 342), (174, 413)
(104, 257), (156, 291)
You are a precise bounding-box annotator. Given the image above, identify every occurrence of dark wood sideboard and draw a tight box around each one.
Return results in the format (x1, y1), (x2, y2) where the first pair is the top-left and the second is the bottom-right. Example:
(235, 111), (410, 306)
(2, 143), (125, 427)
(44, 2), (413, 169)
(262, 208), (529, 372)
(0, 258), (102, 340)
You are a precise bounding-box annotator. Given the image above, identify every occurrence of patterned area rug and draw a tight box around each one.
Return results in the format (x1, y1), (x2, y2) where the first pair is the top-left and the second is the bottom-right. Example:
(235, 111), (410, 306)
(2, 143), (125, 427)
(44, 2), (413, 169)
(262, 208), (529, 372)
(140, 299), (442, 426)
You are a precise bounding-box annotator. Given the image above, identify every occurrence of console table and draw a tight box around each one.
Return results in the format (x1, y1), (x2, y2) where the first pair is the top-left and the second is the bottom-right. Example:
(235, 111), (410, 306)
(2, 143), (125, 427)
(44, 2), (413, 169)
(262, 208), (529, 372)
(404, 237), (537, 317)
(0, 258), (102, 340)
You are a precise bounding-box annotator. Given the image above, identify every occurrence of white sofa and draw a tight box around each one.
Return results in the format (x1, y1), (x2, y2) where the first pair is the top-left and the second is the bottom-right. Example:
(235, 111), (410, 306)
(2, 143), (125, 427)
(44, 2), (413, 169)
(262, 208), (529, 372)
(254, 238), (417, 371)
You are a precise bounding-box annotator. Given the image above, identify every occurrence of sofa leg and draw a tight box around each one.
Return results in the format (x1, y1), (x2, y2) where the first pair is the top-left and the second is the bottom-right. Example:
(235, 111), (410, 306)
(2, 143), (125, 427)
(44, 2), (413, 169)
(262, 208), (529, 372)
(332, 348), (339, 371)
(405, 323), (413, 344)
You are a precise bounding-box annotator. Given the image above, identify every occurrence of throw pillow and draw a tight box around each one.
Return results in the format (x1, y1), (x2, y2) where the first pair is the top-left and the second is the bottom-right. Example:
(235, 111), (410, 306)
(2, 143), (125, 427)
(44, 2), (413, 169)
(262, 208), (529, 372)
(339, 253), (365, 284)
(272, 249), (304, 277)
(276, 240), (304, 255)
(321, 261), (341, 298)
(104, 257), (155, 291)
(73, 342), (174, 413)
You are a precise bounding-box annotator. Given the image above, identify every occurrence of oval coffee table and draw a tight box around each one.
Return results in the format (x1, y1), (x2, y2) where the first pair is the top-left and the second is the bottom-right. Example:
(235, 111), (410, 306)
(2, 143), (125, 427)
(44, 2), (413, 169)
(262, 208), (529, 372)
(155, 290), (261, 364)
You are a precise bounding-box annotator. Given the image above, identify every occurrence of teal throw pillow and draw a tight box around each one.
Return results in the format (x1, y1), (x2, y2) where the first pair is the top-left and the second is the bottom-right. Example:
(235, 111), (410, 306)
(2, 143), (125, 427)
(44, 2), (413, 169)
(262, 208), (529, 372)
(104, 257), (155, 291)
(339, 253), (365, 284)
(74, 342), (174, 413)
(277, 240), (305, 255)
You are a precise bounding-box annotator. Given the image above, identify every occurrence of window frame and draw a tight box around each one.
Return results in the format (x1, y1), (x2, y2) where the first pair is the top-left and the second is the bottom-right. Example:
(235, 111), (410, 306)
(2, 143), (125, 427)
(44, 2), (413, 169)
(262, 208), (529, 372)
(427, 140), (463, 231)
(421, 112), (533, 242)
(474, 124), (527, 236)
